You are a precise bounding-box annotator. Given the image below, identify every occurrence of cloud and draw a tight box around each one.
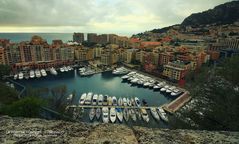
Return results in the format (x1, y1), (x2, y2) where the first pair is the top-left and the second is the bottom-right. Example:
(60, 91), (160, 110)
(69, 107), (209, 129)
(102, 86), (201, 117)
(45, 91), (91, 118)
(0, 0), (232, 35)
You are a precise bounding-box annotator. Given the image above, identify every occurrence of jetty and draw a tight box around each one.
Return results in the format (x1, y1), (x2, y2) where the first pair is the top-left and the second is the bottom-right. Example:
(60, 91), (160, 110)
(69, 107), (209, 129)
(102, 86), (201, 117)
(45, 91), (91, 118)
(66, 105), (158, 110)
(163, 92), (191, 113)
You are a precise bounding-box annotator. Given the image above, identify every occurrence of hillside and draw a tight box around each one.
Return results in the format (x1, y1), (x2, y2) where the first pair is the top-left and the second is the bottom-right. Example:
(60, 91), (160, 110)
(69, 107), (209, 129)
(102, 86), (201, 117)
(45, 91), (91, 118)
(181, 1), (239, 27)
(0, 116), (239, 144)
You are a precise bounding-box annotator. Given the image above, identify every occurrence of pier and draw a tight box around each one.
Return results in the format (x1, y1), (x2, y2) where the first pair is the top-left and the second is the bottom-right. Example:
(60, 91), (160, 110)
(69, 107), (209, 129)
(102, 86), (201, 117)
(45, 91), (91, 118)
(163, 92), (191, 113)
(66, 105), (159, 110)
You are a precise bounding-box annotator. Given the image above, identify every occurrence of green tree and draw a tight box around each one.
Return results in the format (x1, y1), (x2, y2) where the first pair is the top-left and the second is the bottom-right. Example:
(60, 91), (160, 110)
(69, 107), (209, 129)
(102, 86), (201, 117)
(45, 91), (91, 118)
(218, 56), (239, 86)
(0, 96), (46, 117)
(0, 64), (11, 79)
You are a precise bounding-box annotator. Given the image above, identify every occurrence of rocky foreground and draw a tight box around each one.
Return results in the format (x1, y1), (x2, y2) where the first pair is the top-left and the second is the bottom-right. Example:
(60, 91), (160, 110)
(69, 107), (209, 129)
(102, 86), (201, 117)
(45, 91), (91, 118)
(0, 116), (238, 144)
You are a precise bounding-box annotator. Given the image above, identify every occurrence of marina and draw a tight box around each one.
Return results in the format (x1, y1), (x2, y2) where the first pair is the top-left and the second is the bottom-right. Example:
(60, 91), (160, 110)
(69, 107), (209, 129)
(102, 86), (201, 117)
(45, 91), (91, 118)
(12, 66), (188, 127)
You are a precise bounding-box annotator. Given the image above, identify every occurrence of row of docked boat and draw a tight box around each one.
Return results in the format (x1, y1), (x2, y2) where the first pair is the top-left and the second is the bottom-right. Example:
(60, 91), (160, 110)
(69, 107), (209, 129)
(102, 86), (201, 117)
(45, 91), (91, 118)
(14, 69), (48, 80)
(14, 66), (74, 80)
(59, 66), (73, 73)
(79, 92), (142, 107)
(121, 71), (183, 97)
(88, 107), (168, 123)
(78, 67), (96, 76)
(112, 67), (130, 75)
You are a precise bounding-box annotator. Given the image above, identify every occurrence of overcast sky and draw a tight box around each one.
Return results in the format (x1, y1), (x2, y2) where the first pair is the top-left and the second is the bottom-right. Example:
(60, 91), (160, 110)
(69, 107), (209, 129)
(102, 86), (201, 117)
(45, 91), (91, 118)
(0, 0), (232, 35)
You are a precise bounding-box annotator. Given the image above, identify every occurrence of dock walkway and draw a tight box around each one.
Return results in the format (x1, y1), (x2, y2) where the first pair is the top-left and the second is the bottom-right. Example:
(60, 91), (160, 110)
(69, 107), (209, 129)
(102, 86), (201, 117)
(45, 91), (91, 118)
(163, 92), (191, 113)
(66, 105), (158, 110)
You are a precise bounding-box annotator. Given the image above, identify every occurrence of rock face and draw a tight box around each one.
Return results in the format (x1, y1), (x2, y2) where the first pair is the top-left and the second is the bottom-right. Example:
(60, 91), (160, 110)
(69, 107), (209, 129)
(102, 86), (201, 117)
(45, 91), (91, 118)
(0, 116), (239, 144)
(181, 1), (239, 26)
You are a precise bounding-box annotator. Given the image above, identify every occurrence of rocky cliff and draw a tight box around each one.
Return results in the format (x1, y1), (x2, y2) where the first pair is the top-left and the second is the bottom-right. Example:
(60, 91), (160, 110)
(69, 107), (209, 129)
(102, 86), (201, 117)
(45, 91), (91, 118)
(0, 116), (238, 144)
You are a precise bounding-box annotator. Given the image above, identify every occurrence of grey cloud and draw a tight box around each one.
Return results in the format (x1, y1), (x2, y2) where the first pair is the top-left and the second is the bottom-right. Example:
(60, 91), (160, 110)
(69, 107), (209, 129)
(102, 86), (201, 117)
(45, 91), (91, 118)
(0, 0), (233, 34)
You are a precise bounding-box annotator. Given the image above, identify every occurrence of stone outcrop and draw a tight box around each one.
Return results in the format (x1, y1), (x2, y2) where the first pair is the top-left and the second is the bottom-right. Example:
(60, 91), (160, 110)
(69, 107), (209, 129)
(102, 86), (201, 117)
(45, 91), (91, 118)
(0, 116), (238, 144)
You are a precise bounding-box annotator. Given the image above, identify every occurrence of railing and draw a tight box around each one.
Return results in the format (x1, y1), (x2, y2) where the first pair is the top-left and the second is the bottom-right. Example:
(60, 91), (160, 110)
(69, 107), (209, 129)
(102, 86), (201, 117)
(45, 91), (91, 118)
(5, 77), (26, 99)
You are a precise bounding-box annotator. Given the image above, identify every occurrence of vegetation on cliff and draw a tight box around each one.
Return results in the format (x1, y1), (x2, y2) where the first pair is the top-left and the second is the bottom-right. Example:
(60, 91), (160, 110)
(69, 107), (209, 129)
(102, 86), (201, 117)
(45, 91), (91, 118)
(181, 1), (239, 27)
(181, 56), (239, 131)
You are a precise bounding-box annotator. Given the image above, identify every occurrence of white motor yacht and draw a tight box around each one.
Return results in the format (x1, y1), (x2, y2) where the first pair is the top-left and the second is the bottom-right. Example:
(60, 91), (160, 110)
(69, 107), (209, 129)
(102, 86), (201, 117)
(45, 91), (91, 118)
(98, 94), (103, 105)
(116, 108), (123, 123)
(60, 67), (65, 72)
(108, 96), (112, 106)
(171, 89), (182, 97)
(89, 108), (95, 121)
(40, 69), (47, 77)
(160, 85), (170, 92)
(103, 95), (108, 106)
(123, 98), (127, 106)
(50, 67), (58, 75)
(35, 69), (41, 78)
(157, 107), (168, 122)
(30, 70), (35, 78)
(96, 108), (101, 120)
(84, 92), (93, 105)
(102, 107), (109, 123)
(127, 98), (132, 106)
(63, 66), (68, 72)
(166, 86), (176, 93)
(150, 107), (160, 121)
(14, 74), (18, 80)
(118, 97), (123, 106)
(110, 107), (117, 123)
(92, 94), (98, 105)
(79, 93), (87, 105)
(18, 72), (24, 80)
(130, 109), (137, 122)
(134, 97), (141, 107)
(123, 108), (129, 122)
(112, 96), (117, 106)
(141, 108), (149, 123)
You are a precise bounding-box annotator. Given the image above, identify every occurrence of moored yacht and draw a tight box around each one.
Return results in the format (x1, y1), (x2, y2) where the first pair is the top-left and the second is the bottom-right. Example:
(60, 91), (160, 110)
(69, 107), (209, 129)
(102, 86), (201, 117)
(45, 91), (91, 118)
(85, 92), (93, 105)
(60, 67), (65, 72)
(134, 97), (141, 107)
(63, 66), (68, 72)
(18, 72), (24, 80)
(116, 108), (123, 122)
(110, 107), (117, 123)
(30, 70), (35, 78)
(50, 67), (58, 75)
(35, 69), (41, 78)
(79, 93), (87, 105)
(112, 67), (129, 75)
(141, 108), (149, 123)
(118, 97), (123, 106)
(123, 98), (127, 106)
(130, 109), (137, 122)
(40, 69), (47, 77)
(171, 89), (182, 97)
(92, 94), (98, 105)
(96, 108), (101, 120)
(160, 85), (170, 92)
(157, 107), (168, 122)
(108, 96), (112, 106)
(112, 96), (117, 106)
(13, 74), (18, 80)
(127, 98), (132, 106)
(102, 107), (109, 123)
(98, 94), (103, 105)
(166, 86), (176, 93)
(103, 95), (108, 106)
(150, 107), (160, 121)
(89, 108), (95, 121)
(123, 108), (129, 122)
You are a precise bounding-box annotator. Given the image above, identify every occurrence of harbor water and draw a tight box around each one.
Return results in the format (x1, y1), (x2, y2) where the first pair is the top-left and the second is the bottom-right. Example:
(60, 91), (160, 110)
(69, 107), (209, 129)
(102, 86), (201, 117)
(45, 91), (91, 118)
(18, 70), (173, 128)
